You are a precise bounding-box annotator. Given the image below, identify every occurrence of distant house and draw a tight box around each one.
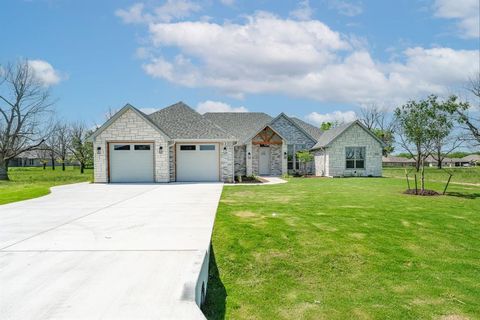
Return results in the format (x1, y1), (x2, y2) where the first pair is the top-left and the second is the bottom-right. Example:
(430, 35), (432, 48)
(88, 102), (385, 183)
(460, 154), (480, 166)
(8, 150), (79, 168)
(382, 156), (415, 167)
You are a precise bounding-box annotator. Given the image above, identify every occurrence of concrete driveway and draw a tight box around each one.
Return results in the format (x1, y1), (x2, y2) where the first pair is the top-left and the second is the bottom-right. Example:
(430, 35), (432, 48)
(0, 182), (223, 320)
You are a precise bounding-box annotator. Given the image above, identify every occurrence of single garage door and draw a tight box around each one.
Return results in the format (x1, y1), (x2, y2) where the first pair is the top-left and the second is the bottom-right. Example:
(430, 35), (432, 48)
(176, 144), (220, 182)
(109, 143), (154, 183)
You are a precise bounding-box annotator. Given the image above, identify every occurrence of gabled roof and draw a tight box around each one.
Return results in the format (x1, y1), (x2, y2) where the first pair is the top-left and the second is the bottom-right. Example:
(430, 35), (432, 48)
(204, 112), (273, 143)
(269, 113), (318, 143)
(311, 120), (385, 150)
(148, 102), (236, 140)
(382, 156), (415, 163)
(88, 104), (170, 141)
(461, 154), (480, 162)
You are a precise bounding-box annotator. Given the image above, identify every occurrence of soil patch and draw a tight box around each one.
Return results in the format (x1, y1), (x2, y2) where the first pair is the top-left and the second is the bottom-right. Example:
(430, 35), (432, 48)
(404, 189), (440, 196)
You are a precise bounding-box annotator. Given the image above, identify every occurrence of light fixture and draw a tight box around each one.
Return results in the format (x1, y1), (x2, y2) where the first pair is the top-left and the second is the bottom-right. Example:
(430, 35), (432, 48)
(247, 151), (251, 159)
(97, 147), (101, 154)
(159, 146), (163, 153)
(283, 151), (287, 159)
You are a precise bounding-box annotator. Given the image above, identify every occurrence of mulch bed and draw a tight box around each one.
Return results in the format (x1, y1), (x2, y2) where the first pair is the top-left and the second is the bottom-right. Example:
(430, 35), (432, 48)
(234, 176), (264, 183)
(404, 189), (440, 196)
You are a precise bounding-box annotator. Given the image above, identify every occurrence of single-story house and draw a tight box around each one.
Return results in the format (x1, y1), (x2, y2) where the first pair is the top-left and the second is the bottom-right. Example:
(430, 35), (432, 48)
(382, 156), (416, 167)
(89, 102), (384, 183)
(460, 154), (480, 166)
(8, 150), (79, 168)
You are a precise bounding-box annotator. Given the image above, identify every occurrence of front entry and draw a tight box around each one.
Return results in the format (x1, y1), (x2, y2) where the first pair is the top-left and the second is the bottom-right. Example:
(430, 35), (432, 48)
(259, 146), (271, 175)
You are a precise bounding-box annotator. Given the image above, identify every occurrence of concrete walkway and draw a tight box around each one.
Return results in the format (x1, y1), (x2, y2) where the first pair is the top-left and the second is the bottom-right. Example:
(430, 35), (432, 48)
(229, 176), (288, 186)
(0, 182), (223, 320)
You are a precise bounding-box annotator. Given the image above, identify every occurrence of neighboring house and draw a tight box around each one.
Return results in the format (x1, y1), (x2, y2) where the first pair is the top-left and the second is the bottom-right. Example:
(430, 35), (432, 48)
(89, 102), (384, 183)
(382, 156), (416, 167)
(461, 154), (480, 166)
(8, 150), (79, 168)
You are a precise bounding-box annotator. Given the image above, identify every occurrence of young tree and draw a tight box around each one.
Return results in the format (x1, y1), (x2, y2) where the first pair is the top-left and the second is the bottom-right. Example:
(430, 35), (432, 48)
(45, 123), (59, 170)
(296, 150), (314, 175)
(55, 122), (71, 171)
(0, 60), (54, 180)
(394, 96), (438, 191)
(69, 122), (93, 174)
(320, 122), (333, 131)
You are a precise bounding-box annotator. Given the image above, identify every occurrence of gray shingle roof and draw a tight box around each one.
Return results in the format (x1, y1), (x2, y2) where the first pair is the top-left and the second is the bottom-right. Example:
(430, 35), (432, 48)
(289, 117), (323, 141)
(148, 102), (235, 140)
(311, 121), (356, 149)
(203, 112), (273, 143)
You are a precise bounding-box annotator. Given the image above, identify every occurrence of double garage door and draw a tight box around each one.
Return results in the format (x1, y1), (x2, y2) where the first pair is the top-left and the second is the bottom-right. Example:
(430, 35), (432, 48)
(109, 142), (219, 182)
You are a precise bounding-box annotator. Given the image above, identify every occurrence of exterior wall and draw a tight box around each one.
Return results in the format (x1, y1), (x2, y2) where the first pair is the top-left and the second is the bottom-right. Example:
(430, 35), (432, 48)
(93, 109), (170, 183)
(326, 124), (382, 177)
(169, 144), (175, 182)
(234, 145), (246, 177)
(270, 144), (283, 175)
(220, 142), (234, 182)
(270, 115), (315, 147)
(246, 143), (253, 176)
(252, 144), (260, 175)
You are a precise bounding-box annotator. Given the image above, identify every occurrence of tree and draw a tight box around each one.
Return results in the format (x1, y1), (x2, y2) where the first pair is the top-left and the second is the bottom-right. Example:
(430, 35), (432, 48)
(0, 60), (54, 180)
(440, 81), (479, 146)
(394, 96), (439, 191)
(359, 104), (395, 156)
(45, 123), (59, 170)
(54, 122), (71, 171)
(296, 150), (314, 175)
(35, 148), (49, 170)
(429, 97), (462, 168)
(69, 122), (93, 174)
(320, 122), (333, 131)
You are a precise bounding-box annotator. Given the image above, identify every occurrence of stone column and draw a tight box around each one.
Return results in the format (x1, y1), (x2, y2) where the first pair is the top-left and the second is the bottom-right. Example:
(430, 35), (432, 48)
(246, 142), (253, 176)
(281, 142), (288, 176)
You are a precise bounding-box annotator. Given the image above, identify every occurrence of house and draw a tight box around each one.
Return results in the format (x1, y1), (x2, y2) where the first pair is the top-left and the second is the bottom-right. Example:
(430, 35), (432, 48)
(8, 150), (79, 168)
(89, 102), (384, 183)
(382, 156), (416, 167)
(460, 154), (480, 166)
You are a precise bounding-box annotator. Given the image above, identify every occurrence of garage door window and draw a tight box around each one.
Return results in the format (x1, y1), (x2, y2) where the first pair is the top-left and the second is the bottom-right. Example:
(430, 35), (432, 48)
(180, 145), (196, 151)
(134, 145), (151, 151)
(114, 145), (130, 151)
(200, 145), (215, 151)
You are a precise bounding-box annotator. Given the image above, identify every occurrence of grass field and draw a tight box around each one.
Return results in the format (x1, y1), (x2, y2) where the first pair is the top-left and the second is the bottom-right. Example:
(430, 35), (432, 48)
(383, 166), (480, 185)
(204, 178), (480, 320)
(0, 167), (93, 205)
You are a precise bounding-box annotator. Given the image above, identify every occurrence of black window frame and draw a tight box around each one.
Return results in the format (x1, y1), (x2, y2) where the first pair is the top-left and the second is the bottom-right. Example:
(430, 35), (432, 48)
(345, 146), (366, 169)
(134, 144), (151, 151)
(180, 145), (196, 151)
(199, 145), (216, 151)
(114, 144), (131, 151)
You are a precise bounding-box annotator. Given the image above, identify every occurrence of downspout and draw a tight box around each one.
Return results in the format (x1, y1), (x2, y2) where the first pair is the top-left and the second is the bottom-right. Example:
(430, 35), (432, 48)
(322, 147), (326, 177)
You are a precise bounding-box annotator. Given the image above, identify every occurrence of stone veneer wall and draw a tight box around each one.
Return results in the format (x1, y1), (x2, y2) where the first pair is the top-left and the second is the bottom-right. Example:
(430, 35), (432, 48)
(326, 124), (382, 177)
(270, 144), (283, 175)
(270, 115), (316, 147)
(93, 109), (169, 183)
(220, 142), (234, 182)
(252, 144), (260, 175)
(169, 144), (175, 182)
(234, 145), (246, 177)
(313, 149), (328, 176)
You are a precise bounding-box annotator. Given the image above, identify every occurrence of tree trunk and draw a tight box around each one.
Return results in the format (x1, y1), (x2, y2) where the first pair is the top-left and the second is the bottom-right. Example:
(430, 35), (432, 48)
(51, 156), (55, 170)
(80, 163), (84, 174)
(421, 158), (425, 191)
(436, 146), (442, 169)
(0, 159), (9, 180)
(43, 163), (46, 170)
(62, 162), (65, 171)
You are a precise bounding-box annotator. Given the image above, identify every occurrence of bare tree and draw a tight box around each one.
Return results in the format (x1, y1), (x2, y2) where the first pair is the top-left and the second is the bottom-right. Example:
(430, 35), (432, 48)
(35, 147), (50, 170)
(55, 122), (71, 171)
(45, 123), (59, 170)
(69, 122), (93, 174)
(359, 103), (382, 130)
(0, 60), (54, 180)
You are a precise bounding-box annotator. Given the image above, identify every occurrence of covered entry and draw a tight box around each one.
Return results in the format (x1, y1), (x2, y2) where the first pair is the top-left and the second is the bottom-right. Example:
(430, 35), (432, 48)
(109, 143), (154, 183)
(176, 143), (220, 182)
(251, 126), (285, 176)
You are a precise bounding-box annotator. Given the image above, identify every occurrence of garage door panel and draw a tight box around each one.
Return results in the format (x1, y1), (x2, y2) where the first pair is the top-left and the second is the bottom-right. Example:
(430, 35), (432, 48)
(109, 143), (154, 183)
(176, 144), (219, 182)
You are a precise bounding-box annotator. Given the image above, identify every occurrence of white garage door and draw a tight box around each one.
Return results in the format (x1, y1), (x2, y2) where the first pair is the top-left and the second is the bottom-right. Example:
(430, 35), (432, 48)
(109, 143), (154, 183)
(176, 144), (220, 182)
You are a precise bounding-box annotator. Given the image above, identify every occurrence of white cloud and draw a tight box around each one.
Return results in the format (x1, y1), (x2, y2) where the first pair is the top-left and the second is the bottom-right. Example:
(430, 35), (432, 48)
(27, 60), (62, 86)
(306, 110), (357, 125)
(434, 0), (480, 38)
(328, 0), (363, 17)
(115, 0), (201, 24)
(139, 107), (159, 114)
(196, 100), (248, 114)
(131, 11), (478, 106)
(290, 0), (314, 21)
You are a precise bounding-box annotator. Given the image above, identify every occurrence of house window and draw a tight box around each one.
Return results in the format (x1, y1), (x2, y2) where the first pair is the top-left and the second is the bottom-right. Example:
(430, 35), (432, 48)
(180, 145), (196, 151)
(288, 144), (309, 171)
(114, 145), (130, 151)
(200, 145), (215, 151)
(346, 147), (366, 169)
(134, 145), (150, 151)
(287, 144), (294, 170)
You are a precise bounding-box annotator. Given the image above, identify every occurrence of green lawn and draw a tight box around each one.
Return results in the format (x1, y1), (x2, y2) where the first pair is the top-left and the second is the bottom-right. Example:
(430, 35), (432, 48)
(0, 166), (93, 205)
(383, 166), (480, 185)
(204, 178), (480, 319)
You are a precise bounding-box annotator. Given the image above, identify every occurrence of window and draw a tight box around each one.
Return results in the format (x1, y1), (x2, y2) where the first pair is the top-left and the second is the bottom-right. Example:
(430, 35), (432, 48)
(114, 145), (130, 151)
(346, 147), (365, 169)
(200, 145), (215, 151)
(134, 145), (151, 151)
(180, 145), (196, 151)
(287, 144), (294, 170)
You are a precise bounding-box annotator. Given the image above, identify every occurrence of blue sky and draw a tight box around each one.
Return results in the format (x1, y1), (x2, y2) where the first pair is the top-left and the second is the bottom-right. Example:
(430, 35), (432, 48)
(1, 0), (478, 126)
